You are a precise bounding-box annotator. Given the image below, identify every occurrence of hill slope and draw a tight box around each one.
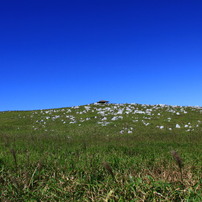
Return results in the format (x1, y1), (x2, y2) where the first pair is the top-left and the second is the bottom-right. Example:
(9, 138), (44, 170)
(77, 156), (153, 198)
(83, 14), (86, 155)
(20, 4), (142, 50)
(0, 103), (202, 201)
(0, 103), (201, 136)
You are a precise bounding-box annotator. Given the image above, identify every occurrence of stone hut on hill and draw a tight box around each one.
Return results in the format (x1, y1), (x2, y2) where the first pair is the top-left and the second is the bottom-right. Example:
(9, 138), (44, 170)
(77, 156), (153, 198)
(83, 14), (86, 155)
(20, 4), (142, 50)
(97, 100), (109, 104)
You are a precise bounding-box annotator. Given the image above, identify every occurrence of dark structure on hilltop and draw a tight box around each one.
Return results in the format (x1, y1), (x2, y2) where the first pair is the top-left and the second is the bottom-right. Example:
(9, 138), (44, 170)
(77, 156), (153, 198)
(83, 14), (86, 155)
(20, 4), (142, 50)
(97, 100), (109, 104)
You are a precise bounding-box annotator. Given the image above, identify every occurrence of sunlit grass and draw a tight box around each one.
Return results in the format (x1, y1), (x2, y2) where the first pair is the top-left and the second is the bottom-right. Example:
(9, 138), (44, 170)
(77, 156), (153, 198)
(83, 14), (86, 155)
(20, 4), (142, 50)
(0, 103), (202, 201)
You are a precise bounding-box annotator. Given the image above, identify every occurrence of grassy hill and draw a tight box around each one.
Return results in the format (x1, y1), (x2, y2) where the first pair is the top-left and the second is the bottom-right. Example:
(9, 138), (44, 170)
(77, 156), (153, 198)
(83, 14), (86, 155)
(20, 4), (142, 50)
(0, 103), (202, 201)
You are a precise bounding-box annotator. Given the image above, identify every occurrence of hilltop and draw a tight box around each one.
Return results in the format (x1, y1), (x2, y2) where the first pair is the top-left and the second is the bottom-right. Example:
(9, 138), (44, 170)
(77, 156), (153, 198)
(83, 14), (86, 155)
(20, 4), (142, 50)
(0, 102), (201, 137)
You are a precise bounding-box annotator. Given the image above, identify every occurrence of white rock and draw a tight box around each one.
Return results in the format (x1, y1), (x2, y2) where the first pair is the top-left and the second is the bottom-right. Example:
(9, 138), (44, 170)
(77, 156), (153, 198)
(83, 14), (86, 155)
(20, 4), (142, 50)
(176, 124), (181, 128)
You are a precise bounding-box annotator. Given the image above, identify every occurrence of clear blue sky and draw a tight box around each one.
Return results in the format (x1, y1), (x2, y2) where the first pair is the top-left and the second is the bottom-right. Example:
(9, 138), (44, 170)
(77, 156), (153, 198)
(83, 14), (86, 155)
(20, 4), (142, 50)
(1, 0), (202, 111)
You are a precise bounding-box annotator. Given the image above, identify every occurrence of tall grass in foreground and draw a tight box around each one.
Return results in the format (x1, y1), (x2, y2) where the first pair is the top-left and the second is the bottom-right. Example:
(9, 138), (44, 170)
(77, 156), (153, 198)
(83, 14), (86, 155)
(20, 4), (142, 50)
(171, 150), (184, 182)
(0, 132), (202, 201)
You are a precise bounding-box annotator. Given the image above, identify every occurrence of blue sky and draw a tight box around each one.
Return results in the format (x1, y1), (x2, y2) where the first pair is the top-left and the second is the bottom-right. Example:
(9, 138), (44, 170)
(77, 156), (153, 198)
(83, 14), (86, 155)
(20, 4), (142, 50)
(0, 0), (202, 111)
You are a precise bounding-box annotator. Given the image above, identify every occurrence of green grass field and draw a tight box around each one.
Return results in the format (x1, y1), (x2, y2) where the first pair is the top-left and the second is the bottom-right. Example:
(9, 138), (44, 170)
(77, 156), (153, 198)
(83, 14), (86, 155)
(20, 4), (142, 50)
(0, 103), (202, 201)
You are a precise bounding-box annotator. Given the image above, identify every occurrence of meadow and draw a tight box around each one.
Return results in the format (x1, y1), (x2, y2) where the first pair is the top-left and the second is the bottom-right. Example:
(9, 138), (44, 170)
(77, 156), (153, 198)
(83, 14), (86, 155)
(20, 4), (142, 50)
(0, 103), (202, 201)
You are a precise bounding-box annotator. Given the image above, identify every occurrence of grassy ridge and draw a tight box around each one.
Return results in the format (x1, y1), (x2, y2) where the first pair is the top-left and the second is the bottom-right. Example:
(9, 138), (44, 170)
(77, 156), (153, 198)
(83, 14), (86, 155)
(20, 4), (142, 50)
(0, 103), (202, 201)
